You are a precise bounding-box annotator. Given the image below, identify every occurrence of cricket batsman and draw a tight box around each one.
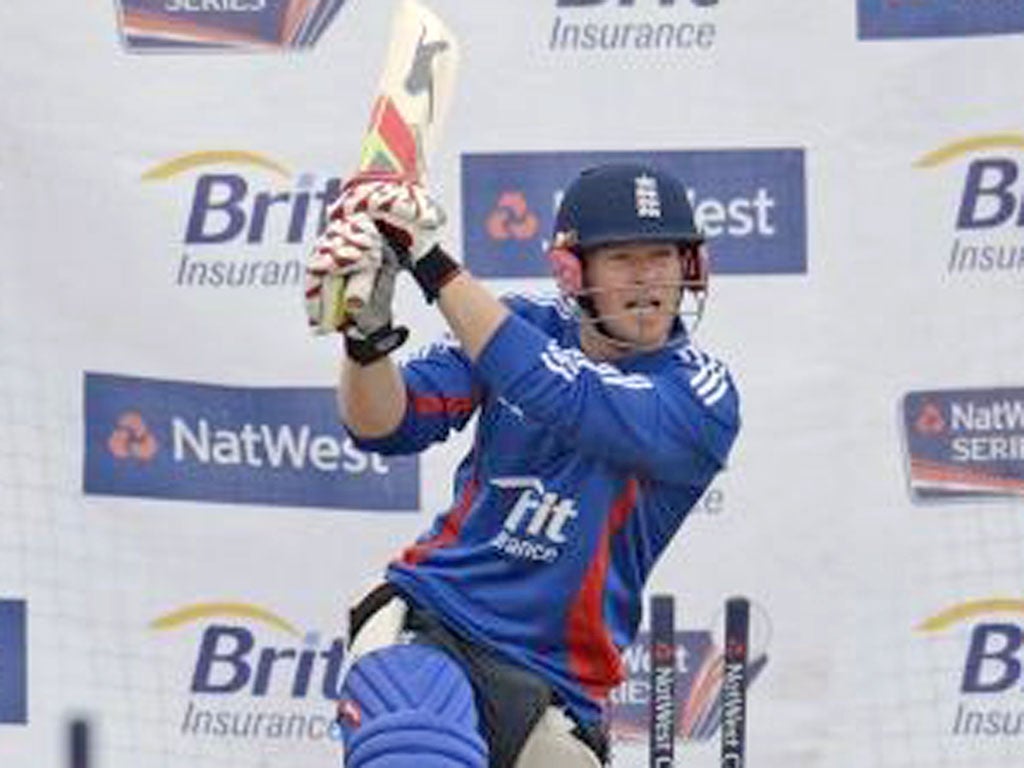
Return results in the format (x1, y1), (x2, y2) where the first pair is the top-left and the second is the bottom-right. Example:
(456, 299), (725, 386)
(304, 162), (741, 767)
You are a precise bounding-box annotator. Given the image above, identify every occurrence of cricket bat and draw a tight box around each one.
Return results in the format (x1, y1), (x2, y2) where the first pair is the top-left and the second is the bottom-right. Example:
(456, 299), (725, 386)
(330, 0), (460, 328)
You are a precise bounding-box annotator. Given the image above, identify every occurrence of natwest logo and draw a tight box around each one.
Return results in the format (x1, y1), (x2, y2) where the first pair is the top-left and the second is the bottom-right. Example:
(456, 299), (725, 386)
(172, 417), (382, 474)
(902, 388), (1024, 502)
(84, 372), (419, 511)
(914, 401), (946, 436)
(487, 192), (540, 241)
(490, 476), (580, 563)
(463, 149), (806, 278)
(108, 412), (159, 461)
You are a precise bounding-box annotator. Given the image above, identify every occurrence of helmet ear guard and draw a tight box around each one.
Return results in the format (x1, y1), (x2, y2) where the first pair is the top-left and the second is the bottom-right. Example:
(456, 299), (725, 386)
(547, 229), (583, 297)
(548, 246), (583, 297)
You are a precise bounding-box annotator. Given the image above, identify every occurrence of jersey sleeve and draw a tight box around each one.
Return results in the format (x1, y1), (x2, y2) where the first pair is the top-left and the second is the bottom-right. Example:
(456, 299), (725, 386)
(474, 313), (739, 486)
(347, 336), (483, 455)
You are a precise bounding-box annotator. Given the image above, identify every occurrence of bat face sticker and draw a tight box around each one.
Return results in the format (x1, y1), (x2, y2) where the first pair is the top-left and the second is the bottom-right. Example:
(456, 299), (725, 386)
(404, 25), (450, 122)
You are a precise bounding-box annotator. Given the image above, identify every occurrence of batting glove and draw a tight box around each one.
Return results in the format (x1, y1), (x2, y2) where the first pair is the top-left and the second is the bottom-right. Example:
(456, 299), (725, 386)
(340, 175), (462, 302)
(305, 210), (382, 333)
(305, 210), (408, 363)
(339, 249), (409, 364)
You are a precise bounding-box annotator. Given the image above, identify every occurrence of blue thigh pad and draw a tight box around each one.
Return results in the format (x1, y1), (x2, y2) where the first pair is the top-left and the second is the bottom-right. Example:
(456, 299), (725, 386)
(338, 643), (488, 767)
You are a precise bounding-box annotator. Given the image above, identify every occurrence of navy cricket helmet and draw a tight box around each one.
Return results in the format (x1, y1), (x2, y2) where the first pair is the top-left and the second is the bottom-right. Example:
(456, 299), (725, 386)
(553, 162), (703, 253)
(548, 162), (710, 340)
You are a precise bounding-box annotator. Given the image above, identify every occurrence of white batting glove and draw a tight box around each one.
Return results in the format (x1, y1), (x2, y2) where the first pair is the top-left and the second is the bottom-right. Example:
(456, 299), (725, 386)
(339, 249), (409, 364)
(308, 209), (384, 281)
(305, 210), (383, 335)
(304, 205), (402, 330)
(339, 176), (445, 259)
(339, 175), (462, 302)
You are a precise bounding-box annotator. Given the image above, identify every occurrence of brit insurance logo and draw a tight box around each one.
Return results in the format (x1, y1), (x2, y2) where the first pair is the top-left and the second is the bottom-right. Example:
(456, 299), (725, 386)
(917, 598), (1024, 738)
(902, 387), (1024, 502)
(609, 603), (768, 745)
(0, 600), (27, 725)
(548, 0), (720, 54)
(463, 149), (806, 278)
(858, 0), (1024, 40)
(151, 602), (344, 741)
(142, 150), (341, 290)
(84, 372), (419, 511)
(915, 134), (1024, 276)
(114, 0), (349, 53)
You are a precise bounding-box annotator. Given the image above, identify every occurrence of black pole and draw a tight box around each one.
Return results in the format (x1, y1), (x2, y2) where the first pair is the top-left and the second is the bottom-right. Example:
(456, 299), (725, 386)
(68, 718), (90, 768)
(720, 597), (749, 768)
(649, 593), (676, 768)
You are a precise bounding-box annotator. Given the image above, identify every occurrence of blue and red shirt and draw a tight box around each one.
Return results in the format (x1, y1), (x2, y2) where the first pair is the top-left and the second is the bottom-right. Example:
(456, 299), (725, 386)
(350, 293), (740, 726)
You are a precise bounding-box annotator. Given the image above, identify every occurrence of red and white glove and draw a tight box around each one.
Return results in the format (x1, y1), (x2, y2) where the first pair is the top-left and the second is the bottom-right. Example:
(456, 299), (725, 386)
(304, 207), (409, 362)
(339, 175), (461, 302)
(305, 209), (384, 334)
(339, 176), (445, 257)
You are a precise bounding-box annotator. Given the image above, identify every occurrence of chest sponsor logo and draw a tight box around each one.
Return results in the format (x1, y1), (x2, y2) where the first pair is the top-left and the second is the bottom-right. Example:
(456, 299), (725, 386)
(490, 476), (580, 563)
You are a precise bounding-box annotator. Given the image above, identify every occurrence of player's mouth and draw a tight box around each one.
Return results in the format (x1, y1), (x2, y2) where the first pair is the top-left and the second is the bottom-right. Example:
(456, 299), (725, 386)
(625, 297), (663, 315)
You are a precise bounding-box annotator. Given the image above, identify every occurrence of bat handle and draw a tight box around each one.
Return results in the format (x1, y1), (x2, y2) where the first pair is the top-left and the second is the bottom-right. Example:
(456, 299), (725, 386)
(330, 270), (373, 330)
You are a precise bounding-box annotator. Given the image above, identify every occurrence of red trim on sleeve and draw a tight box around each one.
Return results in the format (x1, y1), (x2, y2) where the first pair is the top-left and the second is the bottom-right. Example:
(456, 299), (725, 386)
(400, 475), (480, 566)
(411, 394), (475, 417)
(565, 478), (639, 701)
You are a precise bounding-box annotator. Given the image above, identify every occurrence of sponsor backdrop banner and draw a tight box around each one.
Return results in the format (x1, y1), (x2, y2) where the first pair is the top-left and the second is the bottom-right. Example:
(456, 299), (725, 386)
(0, 1), (1020, 767)
(462, 149), (806, 278)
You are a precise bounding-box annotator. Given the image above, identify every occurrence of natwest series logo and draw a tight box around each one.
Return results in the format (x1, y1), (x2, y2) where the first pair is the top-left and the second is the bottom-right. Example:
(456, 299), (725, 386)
(84, 372), (419, 511)
(549, 0), (720, 53)
(915, 134), (1024, 275)
(143, 151), (341, 289)
(917, 599), (1024, 738)
(151, 602), (344, 741)
(114, 0), (349, 53)
(858, 0), (1024, 40)
(902, 387), (1024, 502)
(463, 149), (806, 278)
(0, 599), (28, 725)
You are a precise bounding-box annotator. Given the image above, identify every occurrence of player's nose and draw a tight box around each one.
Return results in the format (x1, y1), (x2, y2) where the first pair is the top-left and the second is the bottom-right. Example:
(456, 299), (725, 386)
(631, 254), (661, 283)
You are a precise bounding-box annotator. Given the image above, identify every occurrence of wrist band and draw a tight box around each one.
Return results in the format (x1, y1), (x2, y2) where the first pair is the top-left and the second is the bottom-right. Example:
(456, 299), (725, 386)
(345, 324), (409, 365)
(411, 245), (462, 303)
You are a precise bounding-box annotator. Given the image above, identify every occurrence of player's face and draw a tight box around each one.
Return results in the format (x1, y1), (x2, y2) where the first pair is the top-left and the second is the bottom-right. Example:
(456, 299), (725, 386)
(584, 241), (683, 350)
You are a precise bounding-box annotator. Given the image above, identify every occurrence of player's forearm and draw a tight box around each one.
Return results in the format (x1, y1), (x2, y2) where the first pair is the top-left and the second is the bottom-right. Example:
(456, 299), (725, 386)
(338, 356), (407, 438)
(436, 271), (510, 361)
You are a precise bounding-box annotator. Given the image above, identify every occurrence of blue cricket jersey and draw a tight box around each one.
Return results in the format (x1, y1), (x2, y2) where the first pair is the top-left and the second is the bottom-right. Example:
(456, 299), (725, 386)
(350, 293), (740, 727)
